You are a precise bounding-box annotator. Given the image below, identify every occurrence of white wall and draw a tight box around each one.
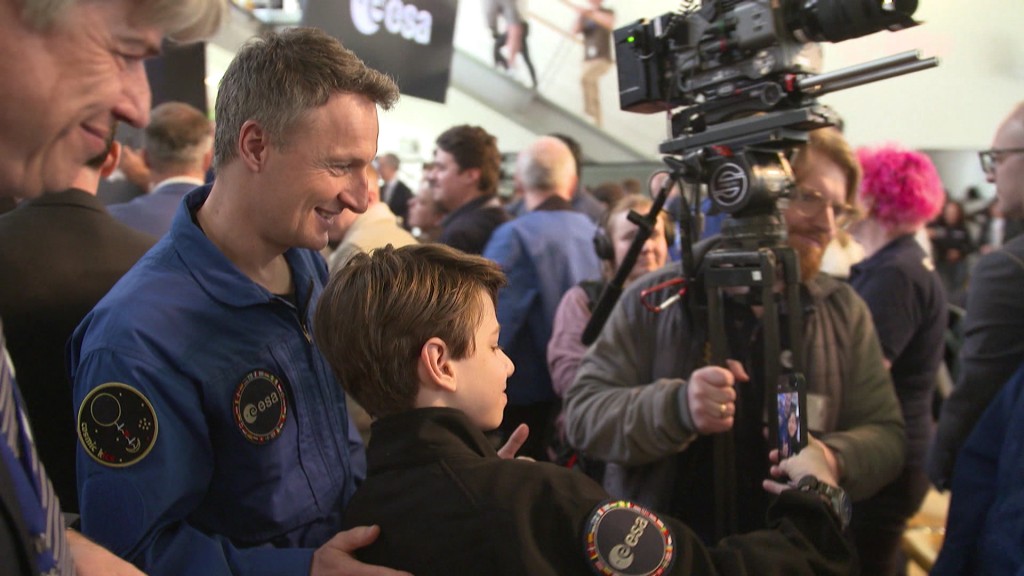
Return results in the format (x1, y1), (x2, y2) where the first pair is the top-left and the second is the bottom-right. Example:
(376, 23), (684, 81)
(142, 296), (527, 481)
(818, 0), (1024, 151)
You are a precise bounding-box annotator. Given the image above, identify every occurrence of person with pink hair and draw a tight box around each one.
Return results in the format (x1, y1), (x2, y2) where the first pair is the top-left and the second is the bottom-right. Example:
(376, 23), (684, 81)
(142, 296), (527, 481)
(847, 144), (948, 575)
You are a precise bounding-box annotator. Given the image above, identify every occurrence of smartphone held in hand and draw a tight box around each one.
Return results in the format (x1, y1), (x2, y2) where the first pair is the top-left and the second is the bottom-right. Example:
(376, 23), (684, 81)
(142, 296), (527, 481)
(775, 373), (808, 459)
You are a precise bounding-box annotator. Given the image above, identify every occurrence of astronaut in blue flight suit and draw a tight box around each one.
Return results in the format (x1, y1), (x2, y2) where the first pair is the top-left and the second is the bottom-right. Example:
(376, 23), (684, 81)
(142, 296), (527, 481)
(68, 28), (407, 576)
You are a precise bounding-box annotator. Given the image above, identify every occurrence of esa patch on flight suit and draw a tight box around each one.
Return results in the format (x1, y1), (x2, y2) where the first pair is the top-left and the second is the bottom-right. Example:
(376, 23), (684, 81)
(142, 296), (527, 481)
(78, 382), (158, 467)
(583, 500), (676, 576)
(232, 369), (288, 444)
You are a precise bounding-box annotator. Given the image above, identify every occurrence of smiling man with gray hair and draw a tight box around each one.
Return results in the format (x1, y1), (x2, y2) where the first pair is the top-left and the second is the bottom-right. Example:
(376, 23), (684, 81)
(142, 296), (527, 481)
(0, 0), (225, 573)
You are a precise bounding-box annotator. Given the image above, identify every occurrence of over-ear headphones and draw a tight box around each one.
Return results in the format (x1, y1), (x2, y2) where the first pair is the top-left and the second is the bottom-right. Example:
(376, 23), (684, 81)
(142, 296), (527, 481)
(593, 226), (615, 261)
(592, 196), (675, 262)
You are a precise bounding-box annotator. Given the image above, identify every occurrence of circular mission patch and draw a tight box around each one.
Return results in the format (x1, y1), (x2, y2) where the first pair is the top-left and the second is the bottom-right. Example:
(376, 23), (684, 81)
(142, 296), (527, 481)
(232, 370), (288, 444)
(583, 500), (675, 576)
(78, 383), (158, 467)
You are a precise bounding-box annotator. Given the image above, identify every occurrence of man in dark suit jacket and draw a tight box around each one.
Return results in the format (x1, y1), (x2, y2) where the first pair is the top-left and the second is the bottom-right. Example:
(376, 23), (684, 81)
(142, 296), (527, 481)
(0, 136), (157, 513)
(931, 101), (1024, 490)
(377, 152), (414, 230)
(429, 125), (509, 254)
(108, 101), (213, 238)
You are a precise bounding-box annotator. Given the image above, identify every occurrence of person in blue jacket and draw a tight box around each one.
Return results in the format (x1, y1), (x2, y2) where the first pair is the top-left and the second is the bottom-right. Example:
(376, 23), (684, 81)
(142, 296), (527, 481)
(932, 361), (1024, 575)
(483, 135), (602, 460)
(69, 27), (411, 576)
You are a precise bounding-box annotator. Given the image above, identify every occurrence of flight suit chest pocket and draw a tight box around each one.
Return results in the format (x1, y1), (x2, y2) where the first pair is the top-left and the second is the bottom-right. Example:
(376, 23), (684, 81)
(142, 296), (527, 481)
(200, 354), (324, 543)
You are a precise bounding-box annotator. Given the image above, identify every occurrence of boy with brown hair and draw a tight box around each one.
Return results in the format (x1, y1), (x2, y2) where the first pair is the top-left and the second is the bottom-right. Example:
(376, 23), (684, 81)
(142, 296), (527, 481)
(315, 243), (855, 576)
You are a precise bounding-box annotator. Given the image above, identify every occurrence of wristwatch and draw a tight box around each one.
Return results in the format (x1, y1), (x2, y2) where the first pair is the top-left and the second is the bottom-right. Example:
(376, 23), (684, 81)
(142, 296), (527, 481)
(796, 475), (851, 530)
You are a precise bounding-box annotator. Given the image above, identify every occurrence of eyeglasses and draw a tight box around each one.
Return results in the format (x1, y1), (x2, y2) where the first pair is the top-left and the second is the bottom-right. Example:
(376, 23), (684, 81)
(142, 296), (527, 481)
(785, 186), (854, 226)
(979, 148), (1024, 177)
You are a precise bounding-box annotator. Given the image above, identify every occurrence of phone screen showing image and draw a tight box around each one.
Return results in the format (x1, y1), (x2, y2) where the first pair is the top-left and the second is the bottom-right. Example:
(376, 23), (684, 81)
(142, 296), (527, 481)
(776, 374), (808, 459)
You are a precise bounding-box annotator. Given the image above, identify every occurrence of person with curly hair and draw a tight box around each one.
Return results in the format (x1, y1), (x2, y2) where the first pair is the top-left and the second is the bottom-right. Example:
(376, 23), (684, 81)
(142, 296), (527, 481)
(847, 144), (947, 575)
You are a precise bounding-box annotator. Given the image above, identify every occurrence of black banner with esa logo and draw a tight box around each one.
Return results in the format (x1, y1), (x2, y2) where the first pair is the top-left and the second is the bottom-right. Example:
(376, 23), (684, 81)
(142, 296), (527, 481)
(302, 0), (459, 104)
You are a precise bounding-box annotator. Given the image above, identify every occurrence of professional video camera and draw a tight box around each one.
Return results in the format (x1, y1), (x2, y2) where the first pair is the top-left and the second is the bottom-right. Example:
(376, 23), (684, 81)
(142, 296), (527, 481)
(618, 0), (919, 120)
(580, 0), (937, 542)
(611, 0), (934, 240)
(584, 0), (937, 336)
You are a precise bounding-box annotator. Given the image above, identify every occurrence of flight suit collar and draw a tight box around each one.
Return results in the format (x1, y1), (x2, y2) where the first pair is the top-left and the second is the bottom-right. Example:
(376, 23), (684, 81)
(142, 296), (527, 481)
(170, 185), (320, 309)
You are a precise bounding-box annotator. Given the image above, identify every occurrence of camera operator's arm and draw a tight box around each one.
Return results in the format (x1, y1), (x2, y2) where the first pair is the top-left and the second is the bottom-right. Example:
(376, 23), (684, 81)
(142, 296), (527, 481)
(815, 288), (905, 501)
(665, 471), (854, 575)
(763, 435), (840, 493)
(564, 271), (702, 466)
(677, 492), (854, 575)
(682, 437), (854, 574)
(687, 360), (747, 435)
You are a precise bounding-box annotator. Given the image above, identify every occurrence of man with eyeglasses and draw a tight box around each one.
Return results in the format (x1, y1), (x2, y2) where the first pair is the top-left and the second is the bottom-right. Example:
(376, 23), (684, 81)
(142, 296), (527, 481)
(564, 126), (903, 542)
(930, 101), (1024, 491)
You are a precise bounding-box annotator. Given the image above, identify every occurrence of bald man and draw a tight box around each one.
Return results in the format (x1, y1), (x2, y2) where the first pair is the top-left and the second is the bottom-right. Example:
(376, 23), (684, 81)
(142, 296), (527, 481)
(931, 102), (1024, 490)
(482, 136), (602, 460)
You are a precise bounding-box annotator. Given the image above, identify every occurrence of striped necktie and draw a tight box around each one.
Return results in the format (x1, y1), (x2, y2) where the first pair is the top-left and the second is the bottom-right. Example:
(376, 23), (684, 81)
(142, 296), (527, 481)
(0, 322), (73, 575)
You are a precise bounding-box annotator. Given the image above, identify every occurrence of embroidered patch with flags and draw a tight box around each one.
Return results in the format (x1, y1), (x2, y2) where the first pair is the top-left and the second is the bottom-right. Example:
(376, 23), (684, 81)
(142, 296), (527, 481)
(583, 500), (675, 576)
(232, 369), (288, 444)
(78, 382), (158, 467)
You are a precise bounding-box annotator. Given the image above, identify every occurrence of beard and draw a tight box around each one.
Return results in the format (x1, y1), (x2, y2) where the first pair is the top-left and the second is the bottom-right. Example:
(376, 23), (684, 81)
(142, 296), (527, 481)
(787, 231), (829, 282)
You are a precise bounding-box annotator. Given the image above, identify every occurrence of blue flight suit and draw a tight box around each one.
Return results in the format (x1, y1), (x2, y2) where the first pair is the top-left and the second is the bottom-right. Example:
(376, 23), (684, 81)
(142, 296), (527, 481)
(69, 186), (365, 576)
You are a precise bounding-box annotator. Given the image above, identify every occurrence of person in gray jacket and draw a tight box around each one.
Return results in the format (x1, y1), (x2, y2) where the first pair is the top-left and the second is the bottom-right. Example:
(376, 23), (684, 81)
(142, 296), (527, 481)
(929, 101), (1024, 491)
(564, 127), (905, 542)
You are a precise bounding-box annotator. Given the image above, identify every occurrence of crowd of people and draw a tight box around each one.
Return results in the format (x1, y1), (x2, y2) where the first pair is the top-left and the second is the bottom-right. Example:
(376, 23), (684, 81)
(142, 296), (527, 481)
(1, 0), (1024, 575)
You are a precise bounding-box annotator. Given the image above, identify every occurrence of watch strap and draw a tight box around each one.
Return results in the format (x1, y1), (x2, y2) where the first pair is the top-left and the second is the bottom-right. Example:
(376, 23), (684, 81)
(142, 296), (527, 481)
(796, 475), (850, 530)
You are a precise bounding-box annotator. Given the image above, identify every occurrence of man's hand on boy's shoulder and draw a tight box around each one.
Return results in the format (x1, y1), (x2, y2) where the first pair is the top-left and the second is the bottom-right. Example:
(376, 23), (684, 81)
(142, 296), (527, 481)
(497, 423), (530, 459)
(311, 526), (414, 576)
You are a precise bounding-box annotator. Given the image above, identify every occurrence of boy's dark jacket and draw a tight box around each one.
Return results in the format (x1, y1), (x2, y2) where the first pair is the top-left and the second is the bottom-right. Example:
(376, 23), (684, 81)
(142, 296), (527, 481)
(343, 407), (854, 575)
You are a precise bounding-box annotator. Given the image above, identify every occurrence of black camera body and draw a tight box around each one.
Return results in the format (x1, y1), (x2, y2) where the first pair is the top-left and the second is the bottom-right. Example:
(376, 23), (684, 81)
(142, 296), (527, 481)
(615, 4), (817, 125)
(615, 0), (919, 134)
(612, 0), (934, 246)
